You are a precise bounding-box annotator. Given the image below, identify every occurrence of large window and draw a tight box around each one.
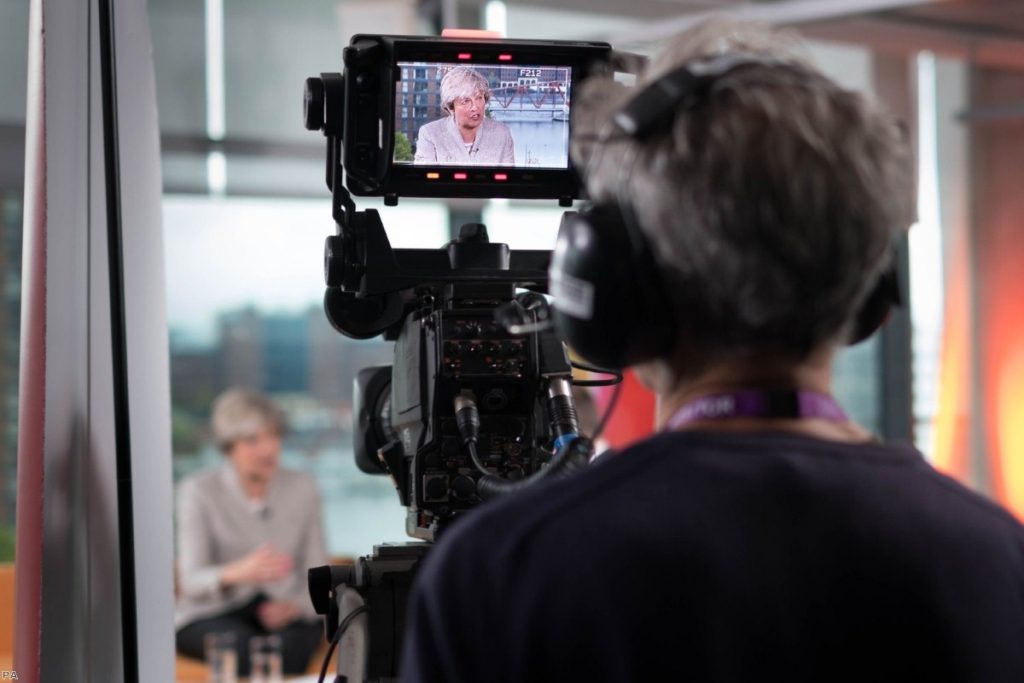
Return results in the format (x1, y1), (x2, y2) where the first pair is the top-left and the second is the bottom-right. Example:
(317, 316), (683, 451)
(163, 195), (449, 556)
(0, 0), (29, 565)
(151, 0), (455, 561)
(0, 195), (20, 564)
(0, 1), (27, 663)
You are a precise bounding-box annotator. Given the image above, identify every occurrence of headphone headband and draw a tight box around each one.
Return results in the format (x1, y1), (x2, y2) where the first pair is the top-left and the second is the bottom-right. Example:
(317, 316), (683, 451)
(612, 52), (793, 139)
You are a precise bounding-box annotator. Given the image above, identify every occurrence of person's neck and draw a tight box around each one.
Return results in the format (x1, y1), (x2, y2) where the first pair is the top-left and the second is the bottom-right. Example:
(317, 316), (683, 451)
(458, 126), (477, 143)
(656, 349), (874, 443)
(234, 469), (269, 501)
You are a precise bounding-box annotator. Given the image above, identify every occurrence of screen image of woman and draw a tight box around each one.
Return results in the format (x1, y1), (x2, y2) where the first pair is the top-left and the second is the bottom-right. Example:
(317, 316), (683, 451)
(414, 66), (515, 165)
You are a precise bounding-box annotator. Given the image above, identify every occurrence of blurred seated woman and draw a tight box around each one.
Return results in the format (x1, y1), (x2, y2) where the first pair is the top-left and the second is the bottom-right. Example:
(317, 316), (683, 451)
(175, 389), (328, 675)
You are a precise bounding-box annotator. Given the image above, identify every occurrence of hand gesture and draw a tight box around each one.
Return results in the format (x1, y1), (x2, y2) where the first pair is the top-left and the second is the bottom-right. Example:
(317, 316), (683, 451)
(256, 600), (302, 631)
(220, 542), (294, 587)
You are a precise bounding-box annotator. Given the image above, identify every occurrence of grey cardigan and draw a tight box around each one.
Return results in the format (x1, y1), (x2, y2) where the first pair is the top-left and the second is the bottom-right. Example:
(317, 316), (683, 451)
(414, 115), (515, 165)
(174, 463), (328, 629)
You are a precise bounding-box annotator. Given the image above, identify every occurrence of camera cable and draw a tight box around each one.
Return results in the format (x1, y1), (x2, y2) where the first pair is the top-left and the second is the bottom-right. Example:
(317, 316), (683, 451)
(570, 359), (623, 387)
(494, 290), (554, 335)
(454, 388), (593, 501)
(454, 390), (491, 476)
(317, 604), (369, 683)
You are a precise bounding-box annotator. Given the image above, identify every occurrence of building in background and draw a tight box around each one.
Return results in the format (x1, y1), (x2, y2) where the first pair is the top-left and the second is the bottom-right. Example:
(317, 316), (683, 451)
(169, 304), (391, 458)
(395, 63), (443, 154)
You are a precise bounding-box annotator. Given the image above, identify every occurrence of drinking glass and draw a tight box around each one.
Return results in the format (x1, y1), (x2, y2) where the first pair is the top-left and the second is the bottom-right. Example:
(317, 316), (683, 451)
(203, 631), (238, 683)
(249, 634), (283, 683)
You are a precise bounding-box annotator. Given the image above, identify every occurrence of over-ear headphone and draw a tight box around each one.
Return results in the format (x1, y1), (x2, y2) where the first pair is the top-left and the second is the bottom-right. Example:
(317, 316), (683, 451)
(549, 54), (903, 369)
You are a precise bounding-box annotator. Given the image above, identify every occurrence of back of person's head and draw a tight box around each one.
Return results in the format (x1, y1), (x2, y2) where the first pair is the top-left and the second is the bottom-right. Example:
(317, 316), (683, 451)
(570, 18), (914, 363)
(210, 388), (287, 453)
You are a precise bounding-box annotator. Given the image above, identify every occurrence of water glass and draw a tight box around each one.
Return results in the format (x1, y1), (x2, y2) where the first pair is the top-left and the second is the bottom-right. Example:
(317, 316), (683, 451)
(249, 634), (283, 683)
(204, 631), (238, 683)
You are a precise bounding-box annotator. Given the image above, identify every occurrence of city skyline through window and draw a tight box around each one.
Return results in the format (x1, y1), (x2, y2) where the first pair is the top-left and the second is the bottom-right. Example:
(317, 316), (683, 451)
(164, 194), (451, 556)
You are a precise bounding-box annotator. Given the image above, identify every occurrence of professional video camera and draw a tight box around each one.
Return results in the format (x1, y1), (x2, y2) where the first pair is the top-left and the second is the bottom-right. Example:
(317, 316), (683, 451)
(302, 33), (620, 682)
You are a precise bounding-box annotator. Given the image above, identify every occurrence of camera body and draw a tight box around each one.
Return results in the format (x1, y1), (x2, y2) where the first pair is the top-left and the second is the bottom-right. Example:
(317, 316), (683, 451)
(392, 297), (544, 516)
(356, 272), (578, 540)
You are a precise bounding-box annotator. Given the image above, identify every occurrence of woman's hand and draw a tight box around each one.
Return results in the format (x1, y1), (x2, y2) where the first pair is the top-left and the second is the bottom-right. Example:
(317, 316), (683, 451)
(256, 600), (302, 631)
(220, 542), (294, 587)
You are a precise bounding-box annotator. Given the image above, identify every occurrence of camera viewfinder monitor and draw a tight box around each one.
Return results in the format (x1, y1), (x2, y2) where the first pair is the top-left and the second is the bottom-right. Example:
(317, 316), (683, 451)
(337, 35), (612, 204)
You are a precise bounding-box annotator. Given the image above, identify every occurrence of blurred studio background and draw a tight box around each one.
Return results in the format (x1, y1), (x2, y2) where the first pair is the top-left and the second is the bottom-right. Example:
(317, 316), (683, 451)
(2, 0), (1024, 666)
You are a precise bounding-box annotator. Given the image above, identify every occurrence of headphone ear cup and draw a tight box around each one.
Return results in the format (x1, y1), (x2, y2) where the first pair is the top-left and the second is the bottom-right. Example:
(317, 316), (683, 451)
(847, 264), (902, 345)
(549, 206), (674, 368)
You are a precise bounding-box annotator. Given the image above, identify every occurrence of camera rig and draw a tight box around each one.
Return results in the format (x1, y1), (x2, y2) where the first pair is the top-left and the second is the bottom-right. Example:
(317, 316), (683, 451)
(303, 33), (621, 682)
(328, 200), (590, 540)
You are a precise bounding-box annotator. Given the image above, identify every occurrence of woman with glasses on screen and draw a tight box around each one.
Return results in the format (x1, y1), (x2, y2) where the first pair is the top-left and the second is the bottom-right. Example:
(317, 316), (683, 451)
(414, 65), (515, 165)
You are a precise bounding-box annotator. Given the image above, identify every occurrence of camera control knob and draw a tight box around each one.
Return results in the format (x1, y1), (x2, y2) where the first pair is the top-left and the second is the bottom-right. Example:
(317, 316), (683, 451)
(424, 476), (449, 501)
(505, 465), (525, 481)
(452, 475), (476, 500)
(324, 235), (347, 288)
(483, 388), (509, 411)
(304, 77), (325, 132)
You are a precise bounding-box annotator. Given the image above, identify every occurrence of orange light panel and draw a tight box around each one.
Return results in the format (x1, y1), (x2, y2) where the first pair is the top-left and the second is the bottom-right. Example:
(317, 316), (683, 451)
(426, 172), (440, 180)
(997, 348), (1024, 515)
(932, 236), (971, 479)
(441, 28), (503, 39)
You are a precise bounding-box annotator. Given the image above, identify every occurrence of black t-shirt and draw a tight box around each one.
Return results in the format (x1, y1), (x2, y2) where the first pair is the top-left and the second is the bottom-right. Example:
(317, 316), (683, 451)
(399, 430), (1024, 682)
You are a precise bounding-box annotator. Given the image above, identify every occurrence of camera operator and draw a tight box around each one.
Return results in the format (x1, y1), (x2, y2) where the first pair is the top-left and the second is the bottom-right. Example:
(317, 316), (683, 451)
(398, 19), (1024, 682)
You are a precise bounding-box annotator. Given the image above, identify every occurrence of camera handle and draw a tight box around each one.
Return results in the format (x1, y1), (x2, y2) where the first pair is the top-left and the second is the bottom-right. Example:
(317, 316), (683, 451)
(323, 201), (552, 341)
(308, 543), (431, 683)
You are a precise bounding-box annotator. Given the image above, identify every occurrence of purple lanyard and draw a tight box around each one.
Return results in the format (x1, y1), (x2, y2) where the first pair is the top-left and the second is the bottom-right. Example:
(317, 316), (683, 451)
(665, 390), (848, 431)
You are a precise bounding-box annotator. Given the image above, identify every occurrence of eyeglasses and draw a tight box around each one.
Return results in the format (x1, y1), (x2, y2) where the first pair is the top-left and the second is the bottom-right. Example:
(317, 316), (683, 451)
(453, 94), (486, 108)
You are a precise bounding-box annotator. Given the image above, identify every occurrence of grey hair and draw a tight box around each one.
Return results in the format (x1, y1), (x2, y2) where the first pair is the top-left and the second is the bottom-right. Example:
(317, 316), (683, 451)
(572, 18), (914, 359)
(440, 66), (492, 114)
(210, 388), (287, 453)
